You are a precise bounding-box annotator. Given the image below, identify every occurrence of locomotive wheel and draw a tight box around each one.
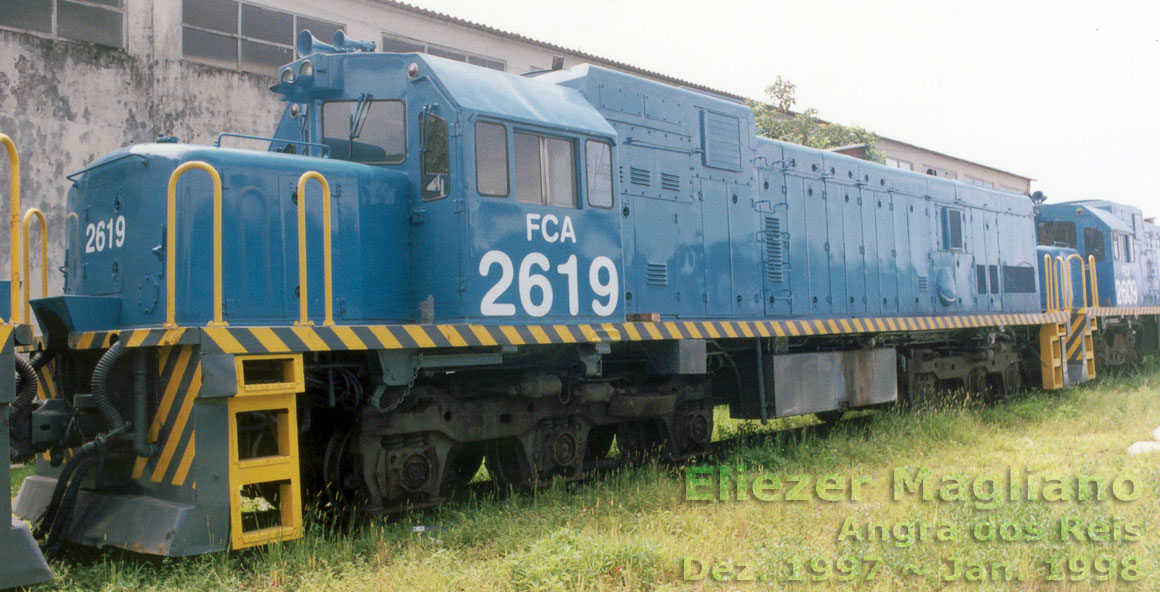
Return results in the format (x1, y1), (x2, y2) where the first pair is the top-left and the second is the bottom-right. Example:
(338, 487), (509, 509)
(321, 427), (363, 507)
(988, 364), (1021, 399)
(584, 425), (616, 464)
(616, 420), (666, 463)
(904, 372), (938, 406)
(485, 438), (533, 491)
(966, 367), (988, 397)
(673, 403), (714, 457)
(441, 445), (485, 493)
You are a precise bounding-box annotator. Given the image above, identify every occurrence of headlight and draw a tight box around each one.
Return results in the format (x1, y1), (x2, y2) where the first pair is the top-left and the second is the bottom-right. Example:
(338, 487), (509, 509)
(280, 67), (295, 84)
(299, 60), (314, 77)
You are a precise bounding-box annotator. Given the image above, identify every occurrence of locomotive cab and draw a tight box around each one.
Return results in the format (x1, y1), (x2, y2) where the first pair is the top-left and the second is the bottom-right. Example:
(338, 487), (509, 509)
(271, 48), (624, 324)
(1037, 202), (1140, 307)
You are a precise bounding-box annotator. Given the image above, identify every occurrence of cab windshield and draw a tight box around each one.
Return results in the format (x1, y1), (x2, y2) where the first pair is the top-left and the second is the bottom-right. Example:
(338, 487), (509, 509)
(322, 99), (406, 164)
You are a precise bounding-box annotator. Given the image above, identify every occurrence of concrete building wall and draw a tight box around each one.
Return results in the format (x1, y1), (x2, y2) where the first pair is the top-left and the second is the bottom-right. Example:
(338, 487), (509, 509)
(875, 138), (1031, 195)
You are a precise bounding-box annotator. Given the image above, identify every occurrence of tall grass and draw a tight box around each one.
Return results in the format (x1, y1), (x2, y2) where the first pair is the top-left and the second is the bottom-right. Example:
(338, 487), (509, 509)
(14, 365), (1160, 590)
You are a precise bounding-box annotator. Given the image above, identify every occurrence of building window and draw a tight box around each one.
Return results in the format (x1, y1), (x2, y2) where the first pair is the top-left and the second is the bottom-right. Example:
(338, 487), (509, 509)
(381, 33), (505, 71)
(182, 0), (344, 75)
(963, 175), (994, 189)
(0, 0), (124, 49)
(884, 157), (912, 171)
(514, 132), (576, 207)
(924, 166), (957, 180)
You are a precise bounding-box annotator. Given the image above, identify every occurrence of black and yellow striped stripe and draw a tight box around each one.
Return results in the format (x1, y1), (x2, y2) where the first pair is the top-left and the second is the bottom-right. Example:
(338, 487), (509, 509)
(0, 325), (11, 350)
(65, 311), (1067, 355)
(1065, 309), (1089, 363)
(1090, 306), (1160, 318)
(70, 327), (193, 351)
(130, 345), (201, 488)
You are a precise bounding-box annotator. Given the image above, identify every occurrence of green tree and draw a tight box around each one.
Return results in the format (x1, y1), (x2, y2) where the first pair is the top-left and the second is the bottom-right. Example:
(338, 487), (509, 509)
(748, 76), (883, 163)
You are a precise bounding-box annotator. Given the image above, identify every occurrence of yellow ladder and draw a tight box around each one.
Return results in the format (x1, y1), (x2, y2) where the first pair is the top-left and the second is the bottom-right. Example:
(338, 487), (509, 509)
(227, 354), (304, 549)
(1039, 321), (1066, 390)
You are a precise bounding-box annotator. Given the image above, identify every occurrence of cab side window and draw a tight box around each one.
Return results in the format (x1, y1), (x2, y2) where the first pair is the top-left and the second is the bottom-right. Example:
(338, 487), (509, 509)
(514, 131), (576, 207)
(1084, 228), (1105, 261)
(475, 121), (509, 197)
(420, 111), (449, 200)
(586, 140), (613, 208)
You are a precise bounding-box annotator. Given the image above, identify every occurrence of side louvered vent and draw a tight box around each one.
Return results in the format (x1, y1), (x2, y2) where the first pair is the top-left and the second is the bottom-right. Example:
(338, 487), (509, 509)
(918, 275), (929, 292)
(630, 167), (651, 186)
(646, 262), (668, 286)
(660, 172), (681, 192)
(763, 216), (784, 283)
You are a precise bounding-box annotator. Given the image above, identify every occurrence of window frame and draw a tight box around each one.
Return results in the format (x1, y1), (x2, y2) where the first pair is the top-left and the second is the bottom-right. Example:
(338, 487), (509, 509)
(585, 139), (614, 209)
(1040, 221), (1076, 249)
(181, 1), (344, 75)
(511, 128), (579, 209)
(320, 99), (407, 166)
(474, 120), (510, 198)
(1084, 227), (1106, 262)
(0, 0), (125, 49)
(420, 110), (451, 201)
(381, 32), (506, 71)
(939, 206), (965, 251)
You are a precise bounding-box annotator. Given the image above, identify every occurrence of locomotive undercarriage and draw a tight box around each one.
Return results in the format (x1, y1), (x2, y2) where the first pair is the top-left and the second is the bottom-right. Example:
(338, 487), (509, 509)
(7, 322), (1088, 559)
(295, 347), (714, 515)
(1092, 318), (1143, 370)
(899, 332), (1024, 402)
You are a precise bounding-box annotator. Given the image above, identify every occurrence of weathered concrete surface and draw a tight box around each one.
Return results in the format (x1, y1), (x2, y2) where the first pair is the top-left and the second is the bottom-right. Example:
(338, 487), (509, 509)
(0, 20), (281, 296)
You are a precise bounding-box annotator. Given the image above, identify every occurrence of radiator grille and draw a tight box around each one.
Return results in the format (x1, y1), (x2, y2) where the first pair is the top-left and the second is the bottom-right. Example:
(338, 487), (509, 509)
(918, 275), (929, 292)
(763, 216), (784, 283)
(630, 167), (651, 186)
(660, 172), (681, 192)
(646, 262), (668, 286)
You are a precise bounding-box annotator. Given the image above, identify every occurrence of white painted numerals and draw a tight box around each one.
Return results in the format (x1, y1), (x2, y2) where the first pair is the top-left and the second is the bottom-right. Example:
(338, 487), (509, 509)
(480, 251), (619, 317)
(84, 215), (126, 253)
(1115, 278), (1140, 305)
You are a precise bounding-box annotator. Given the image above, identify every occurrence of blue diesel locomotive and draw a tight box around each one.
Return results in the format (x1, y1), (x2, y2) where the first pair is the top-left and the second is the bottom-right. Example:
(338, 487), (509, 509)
(2, 32), (1156, 577)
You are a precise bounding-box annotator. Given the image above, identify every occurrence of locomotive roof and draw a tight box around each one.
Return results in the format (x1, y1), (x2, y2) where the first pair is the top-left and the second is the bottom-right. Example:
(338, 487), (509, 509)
(416, 54), (618, 140)
(1041, 202), (1132, 233)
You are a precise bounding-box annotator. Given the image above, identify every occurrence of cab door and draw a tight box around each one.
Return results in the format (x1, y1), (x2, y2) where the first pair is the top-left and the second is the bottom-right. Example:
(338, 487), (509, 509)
(408, 105), (463, 322)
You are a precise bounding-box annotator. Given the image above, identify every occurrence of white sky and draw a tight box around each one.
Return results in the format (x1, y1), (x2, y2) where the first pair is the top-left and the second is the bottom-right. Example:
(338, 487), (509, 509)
(408, 0), (1159, 212)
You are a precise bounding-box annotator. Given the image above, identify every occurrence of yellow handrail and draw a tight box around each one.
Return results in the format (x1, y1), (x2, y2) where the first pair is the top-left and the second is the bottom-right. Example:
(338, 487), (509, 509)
(1, 133), (21, 324)
(1065, 253), (1088, 309)
(295, 171), (333, 326)
(1055, 255), (1070, 310)
(1087, 254), (1100, 308)
(1043, 253), (1054, 312)
(22, 208), (47, 322)
(166, 161), (225, 328)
